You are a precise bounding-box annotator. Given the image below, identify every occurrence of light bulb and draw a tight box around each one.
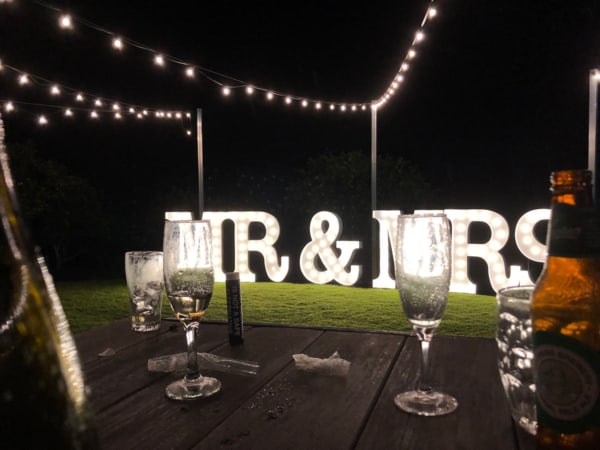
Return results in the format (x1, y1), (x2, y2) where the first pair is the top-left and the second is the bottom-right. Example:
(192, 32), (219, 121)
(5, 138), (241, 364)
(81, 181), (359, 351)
(59, 15), (73, 29)
(38, 115), (48, 125)
(246, 86), (254, 95)
(18, 74), (29, 85)
(50, 85), (61, 95)
(65, 108), (73, 117)
(185, 66), (195, 78)
(112, 37), (123, 50)
(154, 54), (165, 66)
(266, 91), (274, 101)
(76, 93), (84, 102)
(222, 86), (231, 96)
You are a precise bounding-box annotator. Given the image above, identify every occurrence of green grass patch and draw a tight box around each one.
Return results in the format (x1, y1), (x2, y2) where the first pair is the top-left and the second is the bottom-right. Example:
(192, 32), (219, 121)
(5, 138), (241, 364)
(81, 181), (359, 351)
(56, 280), (497, 338)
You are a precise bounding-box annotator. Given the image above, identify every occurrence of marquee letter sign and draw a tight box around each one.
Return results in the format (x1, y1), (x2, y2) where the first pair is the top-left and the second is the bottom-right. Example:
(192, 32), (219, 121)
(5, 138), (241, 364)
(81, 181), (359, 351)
(167, 208), (552, 293)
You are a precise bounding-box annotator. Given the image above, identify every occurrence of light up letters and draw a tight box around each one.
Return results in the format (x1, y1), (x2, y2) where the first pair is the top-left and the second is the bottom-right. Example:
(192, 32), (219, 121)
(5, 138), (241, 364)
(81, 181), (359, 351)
(299, 211), (361, 285)
(166, 209), (550, 293)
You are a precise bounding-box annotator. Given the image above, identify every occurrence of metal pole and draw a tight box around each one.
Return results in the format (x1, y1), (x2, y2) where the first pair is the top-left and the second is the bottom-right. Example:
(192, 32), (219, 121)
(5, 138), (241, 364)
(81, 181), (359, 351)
(589, 71), (599, 203)
(196, 108), (204, 218)
(371, 104), (378, 211)
(371, 104), (378, 284)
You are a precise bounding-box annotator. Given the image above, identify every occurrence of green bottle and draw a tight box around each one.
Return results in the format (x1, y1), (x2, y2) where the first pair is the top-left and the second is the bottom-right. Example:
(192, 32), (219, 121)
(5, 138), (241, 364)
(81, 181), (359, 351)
(0, 114), (99, 449)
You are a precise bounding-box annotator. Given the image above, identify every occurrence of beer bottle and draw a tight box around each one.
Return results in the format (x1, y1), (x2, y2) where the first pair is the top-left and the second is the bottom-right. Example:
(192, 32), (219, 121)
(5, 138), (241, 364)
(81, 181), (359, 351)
(531, 169), (600, 449)
(0, 115), (99, 448)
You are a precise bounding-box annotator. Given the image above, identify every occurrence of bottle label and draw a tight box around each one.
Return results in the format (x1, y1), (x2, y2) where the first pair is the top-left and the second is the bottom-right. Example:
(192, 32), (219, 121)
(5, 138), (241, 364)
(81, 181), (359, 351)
(533, 331), (600, 434)
(225, 275), (243, 345)
(547, 204), (600, 257)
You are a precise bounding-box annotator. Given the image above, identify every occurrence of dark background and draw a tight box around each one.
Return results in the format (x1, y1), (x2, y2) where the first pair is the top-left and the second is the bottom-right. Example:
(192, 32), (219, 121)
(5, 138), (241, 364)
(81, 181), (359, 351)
(1, 0), (600, 293)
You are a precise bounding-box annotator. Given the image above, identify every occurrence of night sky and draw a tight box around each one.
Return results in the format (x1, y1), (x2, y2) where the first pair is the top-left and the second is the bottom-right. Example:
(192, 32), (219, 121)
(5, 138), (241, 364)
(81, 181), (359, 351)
(1, 0), (600, 287)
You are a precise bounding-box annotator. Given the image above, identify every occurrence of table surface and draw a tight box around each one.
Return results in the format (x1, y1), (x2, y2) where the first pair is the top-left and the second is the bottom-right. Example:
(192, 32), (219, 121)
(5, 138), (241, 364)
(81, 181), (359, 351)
(75, 319), (535, 450)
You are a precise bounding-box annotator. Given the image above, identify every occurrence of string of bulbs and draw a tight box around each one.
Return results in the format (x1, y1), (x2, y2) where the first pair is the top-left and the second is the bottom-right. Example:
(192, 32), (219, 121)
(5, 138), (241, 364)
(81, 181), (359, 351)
(0, 0), (438, 129)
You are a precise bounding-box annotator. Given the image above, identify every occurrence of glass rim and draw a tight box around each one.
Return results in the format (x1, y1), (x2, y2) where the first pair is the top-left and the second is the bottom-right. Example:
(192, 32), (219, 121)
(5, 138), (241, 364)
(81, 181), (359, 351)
(397, 213), (447, 219)
(125, 250), (163, 256)
(497, 285), (535, 298)
(164, 219), (210, 224)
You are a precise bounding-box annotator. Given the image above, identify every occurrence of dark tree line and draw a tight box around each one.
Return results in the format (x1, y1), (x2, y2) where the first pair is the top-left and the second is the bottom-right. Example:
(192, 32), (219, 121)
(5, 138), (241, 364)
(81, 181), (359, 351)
(7, 142), (436, 283)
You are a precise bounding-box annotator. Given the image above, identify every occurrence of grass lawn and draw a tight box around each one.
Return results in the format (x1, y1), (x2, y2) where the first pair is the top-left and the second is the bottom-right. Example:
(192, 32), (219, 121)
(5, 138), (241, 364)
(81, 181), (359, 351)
(57, 280), (498, 338)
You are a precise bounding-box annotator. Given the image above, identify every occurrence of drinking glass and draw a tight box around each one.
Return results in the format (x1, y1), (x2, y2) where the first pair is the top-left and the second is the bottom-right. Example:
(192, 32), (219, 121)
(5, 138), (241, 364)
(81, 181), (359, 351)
(496, 285), (537, 435)
(393, 213), (458, 416)
(162, 220), (221, 400)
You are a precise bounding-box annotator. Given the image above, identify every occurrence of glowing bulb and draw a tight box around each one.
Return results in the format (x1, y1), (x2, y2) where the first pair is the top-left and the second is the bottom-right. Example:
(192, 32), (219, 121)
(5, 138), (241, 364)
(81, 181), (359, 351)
(285, 96), (292, 104)
(246, 86), (254, 95)
(76, 93), (84, 102)
(59, 15), (73, 29)
(185, 66), (195, 78)
(301, 99), (308, 107)
(175, 112), (182, 118)
(266, 91), (274, 101)
(136, 112), (143, 119)
(315, 102), (322, 110)
(329, 104), (335, 111)
(112, 37), (123, 50)
(115, 112), (122, 119)
(94, 99), (102, 107)
(50, 85), (60, 95)
(38, 115), (48, 125)
(594, 70), (600, 81)
(154, 54), (165, 66)
(415, 30), (425, 42)
(5, 102), (14, 112)
(401, 62), (409, 71)
(222, 86), (231, 96)
(64, 108), (73, 117)
(429, 7), (438, 18)
(18, 74), (29, 85)
(396, 74), (404, 82)
(351, 105), (357, 111)
(90, 111), (98, 119)
(186, 130), (192, 136)
(361, 105), (367, 110)
(112, 103), (120, 111)
(408, 49), (416, 59)
(128, 107), (135, 113)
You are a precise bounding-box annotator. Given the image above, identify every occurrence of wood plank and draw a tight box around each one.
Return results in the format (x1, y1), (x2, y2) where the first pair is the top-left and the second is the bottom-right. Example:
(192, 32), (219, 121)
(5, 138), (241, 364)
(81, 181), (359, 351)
(355, 335), (520, 450)
(95, 325), (322, 449)
(193, 329), (405, 450)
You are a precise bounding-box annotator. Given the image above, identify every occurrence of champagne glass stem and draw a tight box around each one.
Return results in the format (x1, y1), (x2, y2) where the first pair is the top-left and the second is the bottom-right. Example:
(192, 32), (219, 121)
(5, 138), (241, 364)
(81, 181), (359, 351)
(185, 322), (200, 380)
(415, 326), (434, 393)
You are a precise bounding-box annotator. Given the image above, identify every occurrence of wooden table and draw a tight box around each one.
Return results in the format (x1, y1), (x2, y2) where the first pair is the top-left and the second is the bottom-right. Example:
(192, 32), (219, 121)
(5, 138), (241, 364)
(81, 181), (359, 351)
(75, 319), (535, 450)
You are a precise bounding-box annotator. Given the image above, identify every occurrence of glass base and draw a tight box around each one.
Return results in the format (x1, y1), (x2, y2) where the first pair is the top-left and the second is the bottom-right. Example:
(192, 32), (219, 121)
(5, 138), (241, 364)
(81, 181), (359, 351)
(394, 390), (458, 416)
(165, 375), (221, 400)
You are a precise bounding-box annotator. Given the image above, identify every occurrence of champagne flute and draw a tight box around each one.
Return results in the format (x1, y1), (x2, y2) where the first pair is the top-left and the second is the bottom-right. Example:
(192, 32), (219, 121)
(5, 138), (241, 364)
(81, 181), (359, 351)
(162, 220), (221, 400)
(393, 213), (458, 416)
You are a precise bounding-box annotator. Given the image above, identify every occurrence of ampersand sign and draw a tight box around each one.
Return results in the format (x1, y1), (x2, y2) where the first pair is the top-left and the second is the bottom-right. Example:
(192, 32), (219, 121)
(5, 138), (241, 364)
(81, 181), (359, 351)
(300, 211), (362, 286)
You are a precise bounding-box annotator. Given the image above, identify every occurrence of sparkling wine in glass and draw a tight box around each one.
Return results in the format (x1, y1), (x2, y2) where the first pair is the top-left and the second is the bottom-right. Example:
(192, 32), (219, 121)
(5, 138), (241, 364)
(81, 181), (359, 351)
(162, 220), (221, 400)
(393, 213), (458, 416)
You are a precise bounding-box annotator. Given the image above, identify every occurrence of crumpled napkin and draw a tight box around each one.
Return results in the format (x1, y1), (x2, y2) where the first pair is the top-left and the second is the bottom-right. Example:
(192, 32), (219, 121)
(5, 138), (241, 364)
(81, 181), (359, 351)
(292, 351), (350, 377)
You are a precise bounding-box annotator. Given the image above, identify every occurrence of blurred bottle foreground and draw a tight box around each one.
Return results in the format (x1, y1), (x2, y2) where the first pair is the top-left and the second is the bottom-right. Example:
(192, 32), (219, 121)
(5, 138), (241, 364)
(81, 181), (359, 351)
(0, 114), (99, 449)
(531, 169), (600, 449)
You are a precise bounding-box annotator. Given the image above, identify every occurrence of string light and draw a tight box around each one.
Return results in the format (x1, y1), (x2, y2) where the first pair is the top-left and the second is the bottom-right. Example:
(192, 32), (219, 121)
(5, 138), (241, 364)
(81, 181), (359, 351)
(58, 14), (72, 29)
(112, 37), (124, 50)
(0, 62), (192, 131)
(18, 0), (438, 114)
(154, 54), (165, 66)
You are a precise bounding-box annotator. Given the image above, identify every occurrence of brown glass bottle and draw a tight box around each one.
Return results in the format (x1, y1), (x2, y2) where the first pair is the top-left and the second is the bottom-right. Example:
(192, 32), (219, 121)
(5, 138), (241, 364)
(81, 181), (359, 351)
(0, 115), (99, 448)
(531, 169), (600, 449)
